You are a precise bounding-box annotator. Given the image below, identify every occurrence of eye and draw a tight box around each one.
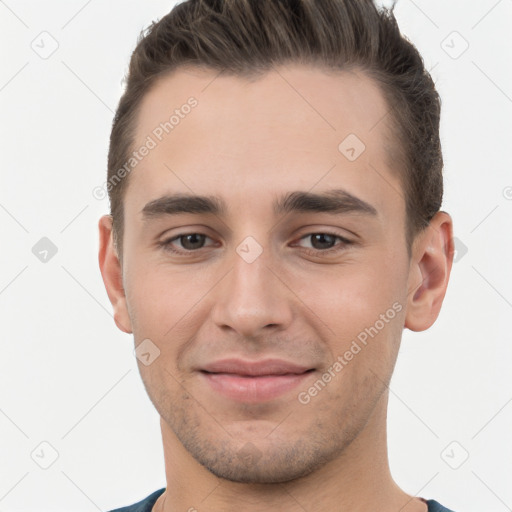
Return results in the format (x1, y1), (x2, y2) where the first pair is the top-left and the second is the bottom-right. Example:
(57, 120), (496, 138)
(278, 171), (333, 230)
(158, 233), (215, 254)
(158, 231), (354, 257)
(294, 232), (353, 255)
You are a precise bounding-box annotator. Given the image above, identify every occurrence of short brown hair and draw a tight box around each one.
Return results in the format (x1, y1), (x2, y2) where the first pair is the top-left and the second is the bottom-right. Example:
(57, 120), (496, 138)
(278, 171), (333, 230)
(107, 0), (443, 263)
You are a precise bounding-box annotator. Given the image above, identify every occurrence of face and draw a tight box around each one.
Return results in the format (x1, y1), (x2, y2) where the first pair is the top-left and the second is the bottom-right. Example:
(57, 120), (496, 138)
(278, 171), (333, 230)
(108, 65), (418, 483)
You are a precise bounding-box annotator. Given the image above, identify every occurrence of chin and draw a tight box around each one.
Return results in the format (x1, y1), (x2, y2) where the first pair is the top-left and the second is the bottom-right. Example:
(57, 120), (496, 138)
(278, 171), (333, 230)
(180, 434), (338, 484)
(201, 457), (321, 484)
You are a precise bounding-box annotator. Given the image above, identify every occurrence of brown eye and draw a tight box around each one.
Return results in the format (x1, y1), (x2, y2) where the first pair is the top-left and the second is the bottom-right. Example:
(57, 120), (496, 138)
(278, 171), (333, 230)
(159, 233), (214, 255)
(295, 232), (353, 256)
(177, 233), (207, 250)
(309, 233), (338, 250)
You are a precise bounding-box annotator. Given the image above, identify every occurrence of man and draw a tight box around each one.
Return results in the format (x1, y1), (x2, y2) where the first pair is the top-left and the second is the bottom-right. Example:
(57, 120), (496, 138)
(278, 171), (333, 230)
(98, 0), (456, 510)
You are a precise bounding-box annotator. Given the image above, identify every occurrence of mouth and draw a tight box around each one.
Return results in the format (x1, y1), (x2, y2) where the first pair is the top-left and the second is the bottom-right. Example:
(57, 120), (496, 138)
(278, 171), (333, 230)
(198, 359), (316, 403)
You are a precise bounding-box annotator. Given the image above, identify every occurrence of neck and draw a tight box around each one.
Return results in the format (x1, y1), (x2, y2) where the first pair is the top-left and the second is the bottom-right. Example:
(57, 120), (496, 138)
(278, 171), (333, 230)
(155, 392), (427, 512)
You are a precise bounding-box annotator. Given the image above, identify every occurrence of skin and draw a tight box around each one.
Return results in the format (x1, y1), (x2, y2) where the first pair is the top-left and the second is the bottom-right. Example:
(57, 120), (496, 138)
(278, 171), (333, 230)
(99, 64), (454, 512)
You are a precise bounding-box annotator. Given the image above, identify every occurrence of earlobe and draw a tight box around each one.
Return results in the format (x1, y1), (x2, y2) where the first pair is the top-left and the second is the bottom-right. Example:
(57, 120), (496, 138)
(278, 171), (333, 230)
(98, 215), (133, 334)
(404, 211), (454, 332)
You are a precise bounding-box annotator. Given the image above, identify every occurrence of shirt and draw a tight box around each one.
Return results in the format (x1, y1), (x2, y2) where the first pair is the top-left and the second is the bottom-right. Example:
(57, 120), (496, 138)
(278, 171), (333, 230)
(106, 487), (457, 511)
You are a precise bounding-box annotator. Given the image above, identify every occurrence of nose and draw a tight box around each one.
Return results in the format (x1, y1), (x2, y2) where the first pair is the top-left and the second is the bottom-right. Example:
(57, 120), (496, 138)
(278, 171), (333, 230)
(210, 243), (294, 340)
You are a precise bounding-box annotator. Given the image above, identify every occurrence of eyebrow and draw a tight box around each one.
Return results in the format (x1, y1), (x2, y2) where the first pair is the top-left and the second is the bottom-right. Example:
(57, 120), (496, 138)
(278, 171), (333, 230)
(140, 188), (378, 222)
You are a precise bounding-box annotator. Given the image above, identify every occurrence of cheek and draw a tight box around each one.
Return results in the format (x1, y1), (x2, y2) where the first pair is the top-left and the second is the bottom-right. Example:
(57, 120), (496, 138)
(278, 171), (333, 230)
(127, 269), (202, 388)
(284, 254), (407, 357)
(125, 263), (220, 356)
(125, 266), (188, 337)
(294, 261), (403, 321)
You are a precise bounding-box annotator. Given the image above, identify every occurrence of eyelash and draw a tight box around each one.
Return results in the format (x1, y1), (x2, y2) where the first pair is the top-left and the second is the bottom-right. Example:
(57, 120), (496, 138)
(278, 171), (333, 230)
(158, 232), (354, 257)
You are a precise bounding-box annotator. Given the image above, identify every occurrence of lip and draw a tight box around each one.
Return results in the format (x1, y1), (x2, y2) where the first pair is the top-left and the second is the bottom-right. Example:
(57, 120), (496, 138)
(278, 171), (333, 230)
(199, 358), (315, 403)
(201, 358), (312, 376)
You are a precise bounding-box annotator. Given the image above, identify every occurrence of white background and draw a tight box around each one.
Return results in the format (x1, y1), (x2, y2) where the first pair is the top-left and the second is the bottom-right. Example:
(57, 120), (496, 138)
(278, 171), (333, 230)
(1, 1), (511, 511)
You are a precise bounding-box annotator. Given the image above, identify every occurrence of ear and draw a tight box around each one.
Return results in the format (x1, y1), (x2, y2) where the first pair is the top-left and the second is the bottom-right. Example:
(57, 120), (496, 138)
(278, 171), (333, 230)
(404, 211), (454, 332)
(98, 215), (133, 334)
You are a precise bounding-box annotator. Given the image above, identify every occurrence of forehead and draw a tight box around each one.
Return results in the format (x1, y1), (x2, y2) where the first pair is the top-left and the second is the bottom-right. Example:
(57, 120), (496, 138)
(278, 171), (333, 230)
(125, 64), (401, 219)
